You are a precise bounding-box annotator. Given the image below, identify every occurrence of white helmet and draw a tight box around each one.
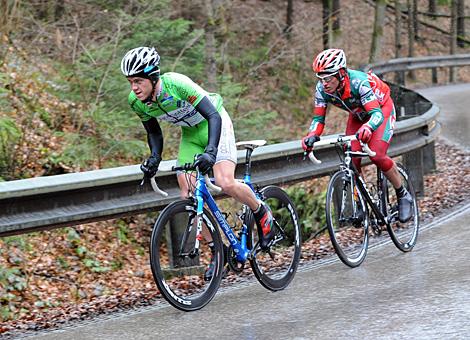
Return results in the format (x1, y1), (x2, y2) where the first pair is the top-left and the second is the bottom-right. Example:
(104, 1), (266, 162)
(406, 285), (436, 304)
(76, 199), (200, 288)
(120, 47), (160, 79)
(312, 48), (346, 75)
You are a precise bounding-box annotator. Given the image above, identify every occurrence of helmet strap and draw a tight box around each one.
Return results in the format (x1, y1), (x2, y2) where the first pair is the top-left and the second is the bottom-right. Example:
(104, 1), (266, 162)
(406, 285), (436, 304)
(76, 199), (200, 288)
(336, 68), (347, 94)
(143, 75), (160, 106)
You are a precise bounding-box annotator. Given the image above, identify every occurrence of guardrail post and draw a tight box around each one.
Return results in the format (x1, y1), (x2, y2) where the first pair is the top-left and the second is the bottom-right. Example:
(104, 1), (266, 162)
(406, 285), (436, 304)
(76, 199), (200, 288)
(402, 148), (424, 197)
(395, 71), (405, 85)
(169, 215), (199, 268)
(422, 141), (436, 174)
(431, 68), (438, 84)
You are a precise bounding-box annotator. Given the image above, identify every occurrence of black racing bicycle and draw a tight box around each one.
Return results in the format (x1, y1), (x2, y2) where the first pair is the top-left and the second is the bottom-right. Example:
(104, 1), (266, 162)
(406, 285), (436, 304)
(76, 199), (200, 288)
(308, 135), (419, 267)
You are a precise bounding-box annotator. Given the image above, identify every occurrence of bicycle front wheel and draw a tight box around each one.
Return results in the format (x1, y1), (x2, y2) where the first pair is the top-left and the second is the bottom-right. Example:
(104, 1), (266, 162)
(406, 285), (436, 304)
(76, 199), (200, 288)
(249, 186), (301, 291)
(149, 200), (224, 311)
(326, 171), (369, 268)
(382, 163), (419, 252)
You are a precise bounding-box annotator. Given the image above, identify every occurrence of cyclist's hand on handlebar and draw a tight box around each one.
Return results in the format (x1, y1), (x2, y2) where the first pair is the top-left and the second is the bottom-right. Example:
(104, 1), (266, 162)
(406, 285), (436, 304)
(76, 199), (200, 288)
(194, 145), (217, 175)
(301, 133), (320, 151)
(356, 124), (373, 143)
(140, 154), (161, 178)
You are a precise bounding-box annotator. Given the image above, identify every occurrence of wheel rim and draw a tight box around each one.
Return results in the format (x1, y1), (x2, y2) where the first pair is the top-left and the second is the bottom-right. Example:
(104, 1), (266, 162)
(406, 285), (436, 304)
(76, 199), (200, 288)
(386, 165), (419, 250)
(150, 202), (222, 310)
(326, 173), (368, 266)
(250, 188), (301, 290)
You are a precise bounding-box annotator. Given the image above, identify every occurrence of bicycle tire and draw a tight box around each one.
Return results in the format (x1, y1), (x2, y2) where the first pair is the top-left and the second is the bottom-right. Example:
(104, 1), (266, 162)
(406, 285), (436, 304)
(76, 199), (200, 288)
(248, 186), (301, 291)
(382, 163), (419, 252)
(326, 171), (369, 268)
(149, 199), (224, 311)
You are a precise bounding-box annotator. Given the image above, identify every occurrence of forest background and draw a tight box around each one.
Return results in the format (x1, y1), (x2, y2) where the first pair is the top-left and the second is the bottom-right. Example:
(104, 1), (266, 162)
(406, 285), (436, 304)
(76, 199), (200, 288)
(0, 0), (468, 332)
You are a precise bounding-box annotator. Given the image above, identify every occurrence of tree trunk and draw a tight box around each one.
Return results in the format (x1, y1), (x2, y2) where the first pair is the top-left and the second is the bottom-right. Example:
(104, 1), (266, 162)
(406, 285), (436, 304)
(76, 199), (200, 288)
(457, 0), (465, 48)
(285, 0), (294, 39)
(428, 0), (436, 15)
(407, 0), (415, 80)
(0, 0), (7, 32)
(331, 0), (341, 46)
(322, 0), (331, 49)
(0, 0), (19, 37)
(395, 0), (402, 59)
(394, 0), (404, 84)
(413, 0), (419, 40)
(205, 0), (218, 91)
(450, 0), (458, 82)
(369, 0), (387, 63)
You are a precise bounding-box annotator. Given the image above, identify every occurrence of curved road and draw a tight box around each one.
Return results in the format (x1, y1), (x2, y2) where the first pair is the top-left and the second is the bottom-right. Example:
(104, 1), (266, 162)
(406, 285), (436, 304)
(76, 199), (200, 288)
(27, 84), (470, 340)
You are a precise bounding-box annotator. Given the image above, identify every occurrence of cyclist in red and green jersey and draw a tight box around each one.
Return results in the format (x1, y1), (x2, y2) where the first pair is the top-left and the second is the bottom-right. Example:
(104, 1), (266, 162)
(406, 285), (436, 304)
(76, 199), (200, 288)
(121, 47), (275, 279)
(301, 48), (412, 223)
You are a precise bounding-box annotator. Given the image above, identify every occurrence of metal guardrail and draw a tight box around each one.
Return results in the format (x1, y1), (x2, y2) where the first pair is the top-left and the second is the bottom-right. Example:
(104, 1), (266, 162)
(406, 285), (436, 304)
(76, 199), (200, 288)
(363, 53), (470, 86)
(363, 54), (470, 74)
(0, 84), (439, 237)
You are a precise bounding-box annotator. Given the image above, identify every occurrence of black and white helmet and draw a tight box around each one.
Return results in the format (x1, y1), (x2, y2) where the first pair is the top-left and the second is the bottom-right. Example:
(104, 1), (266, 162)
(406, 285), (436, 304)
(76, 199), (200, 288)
(120, 47), (160, 79)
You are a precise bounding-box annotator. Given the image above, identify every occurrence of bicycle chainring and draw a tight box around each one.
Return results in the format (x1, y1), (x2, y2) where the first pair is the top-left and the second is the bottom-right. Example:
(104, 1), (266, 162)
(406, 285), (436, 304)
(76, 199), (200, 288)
(227, 245), (245, 273)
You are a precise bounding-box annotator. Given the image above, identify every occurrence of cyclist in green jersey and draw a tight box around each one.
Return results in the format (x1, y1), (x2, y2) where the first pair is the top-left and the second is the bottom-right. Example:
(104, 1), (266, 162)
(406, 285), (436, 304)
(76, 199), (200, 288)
(121, 47), (275, 279)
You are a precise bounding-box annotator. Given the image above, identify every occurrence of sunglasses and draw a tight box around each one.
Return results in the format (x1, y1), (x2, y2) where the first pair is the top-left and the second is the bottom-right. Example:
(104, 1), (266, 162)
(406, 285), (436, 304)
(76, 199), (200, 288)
(316, 72), (338, 83)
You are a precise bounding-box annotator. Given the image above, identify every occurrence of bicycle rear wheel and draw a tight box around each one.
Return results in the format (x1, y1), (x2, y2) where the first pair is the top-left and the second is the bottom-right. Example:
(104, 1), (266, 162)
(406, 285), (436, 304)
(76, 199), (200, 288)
(149, 200), (224, 311)
(326, 171), (369, 267)
(249, 186), (301, 291)
(382, 163), (419, 252)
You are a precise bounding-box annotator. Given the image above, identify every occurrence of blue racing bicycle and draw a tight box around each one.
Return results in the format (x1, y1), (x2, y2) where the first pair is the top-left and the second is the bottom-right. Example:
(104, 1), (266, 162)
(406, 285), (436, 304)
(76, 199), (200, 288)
(148, 140), (301, 311)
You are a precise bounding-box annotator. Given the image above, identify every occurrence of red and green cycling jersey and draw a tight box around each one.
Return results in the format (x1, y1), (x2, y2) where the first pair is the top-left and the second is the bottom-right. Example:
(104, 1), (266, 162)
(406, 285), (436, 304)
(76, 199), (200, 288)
(309, 69), (393, 135)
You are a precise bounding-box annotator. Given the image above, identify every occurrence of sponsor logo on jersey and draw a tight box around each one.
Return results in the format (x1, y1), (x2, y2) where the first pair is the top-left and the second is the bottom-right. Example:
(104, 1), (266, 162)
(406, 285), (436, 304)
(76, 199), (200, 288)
(374, 89), (385, 102)
(362, 92), (375, 104)
(187, 95), (198, 105)
(161, 95), (173, 106)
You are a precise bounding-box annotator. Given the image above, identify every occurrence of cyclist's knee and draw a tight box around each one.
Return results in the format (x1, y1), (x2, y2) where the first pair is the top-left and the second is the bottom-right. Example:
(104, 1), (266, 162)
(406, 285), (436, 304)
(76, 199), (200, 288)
(371, 155), (393, 172)
(215, 176), (237, 194)
(352, 158), (361, 171)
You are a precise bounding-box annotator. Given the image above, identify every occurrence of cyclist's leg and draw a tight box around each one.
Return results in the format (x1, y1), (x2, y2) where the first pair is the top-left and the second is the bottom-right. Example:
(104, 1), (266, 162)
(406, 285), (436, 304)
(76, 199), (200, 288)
(213, 161), (258, 209)
(346, 114), (363, 172)
(177, 127), (204, 198)
(177, 129), (218, 278)
(368, 100), (396, 181)
(213, 108), (275, 248)
(368, 102), (412, 222)
(210, 107), (259, 210)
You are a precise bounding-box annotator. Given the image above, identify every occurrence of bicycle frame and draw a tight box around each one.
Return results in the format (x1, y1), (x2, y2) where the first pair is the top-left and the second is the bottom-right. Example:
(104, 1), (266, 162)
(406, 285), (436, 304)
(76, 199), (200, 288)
(340, 143), (389, 228)
(309, 135), (390, 228)
(190, 146), (259, 263)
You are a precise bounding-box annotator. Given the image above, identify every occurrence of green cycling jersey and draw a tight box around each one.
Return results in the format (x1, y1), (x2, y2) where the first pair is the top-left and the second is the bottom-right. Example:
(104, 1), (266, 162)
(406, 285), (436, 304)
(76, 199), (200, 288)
(128, 72), (224, 126)
(128, 72), (230, 165)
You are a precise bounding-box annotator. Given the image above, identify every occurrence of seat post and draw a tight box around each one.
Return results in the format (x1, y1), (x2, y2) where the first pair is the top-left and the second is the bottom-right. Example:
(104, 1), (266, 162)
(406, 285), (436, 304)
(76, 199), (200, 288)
(244, 147), (254, 177)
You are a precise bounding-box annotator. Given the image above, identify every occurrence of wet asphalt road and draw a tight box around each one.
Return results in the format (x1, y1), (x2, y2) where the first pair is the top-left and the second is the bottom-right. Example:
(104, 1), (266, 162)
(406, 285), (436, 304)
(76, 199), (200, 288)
(24, 84), (470, 339)
(27, 205), (470, 340)
(417, 83), (470, 149)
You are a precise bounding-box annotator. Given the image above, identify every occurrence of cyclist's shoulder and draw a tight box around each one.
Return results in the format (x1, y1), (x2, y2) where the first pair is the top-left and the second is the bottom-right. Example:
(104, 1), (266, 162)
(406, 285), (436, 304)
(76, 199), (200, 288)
(314, 81), (329, 98)
(347, 69), (369, 83)
(161, 72), (195, 86)
(347, 69), (373, 93)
